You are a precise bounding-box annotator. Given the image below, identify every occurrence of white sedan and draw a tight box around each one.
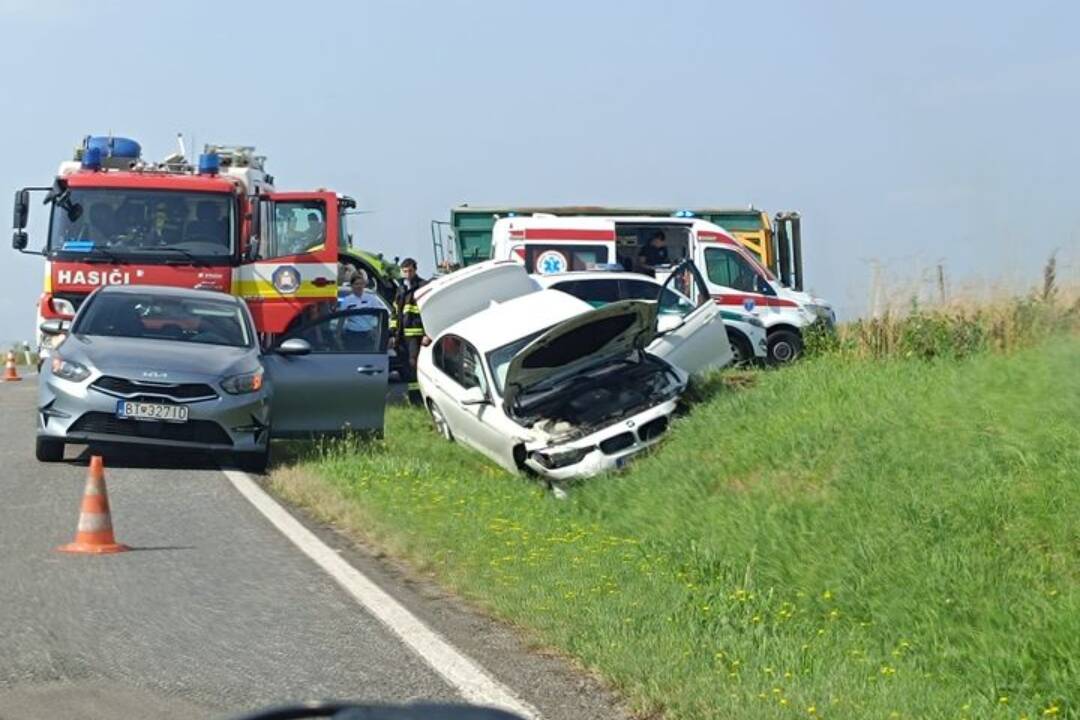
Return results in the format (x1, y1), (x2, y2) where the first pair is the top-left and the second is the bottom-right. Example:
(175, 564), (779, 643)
(413, 260), (731, 481)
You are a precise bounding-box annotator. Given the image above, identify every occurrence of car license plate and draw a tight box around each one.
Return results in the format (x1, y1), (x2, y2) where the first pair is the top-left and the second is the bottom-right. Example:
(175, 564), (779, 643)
(116, 400), (189, 423)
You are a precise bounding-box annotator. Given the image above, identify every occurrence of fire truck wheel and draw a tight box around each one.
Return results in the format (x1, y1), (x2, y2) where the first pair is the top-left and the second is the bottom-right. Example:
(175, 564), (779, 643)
(767, 329), (803, 365)
(35, 437), (64, 463)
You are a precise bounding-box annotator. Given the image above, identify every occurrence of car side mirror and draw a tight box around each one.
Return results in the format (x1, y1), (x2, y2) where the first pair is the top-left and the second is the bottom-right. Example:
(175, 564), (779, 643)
(755, 276), (774, 295)
(275, 338), (311, 356)
(461, 386), (488, 405)
(40, 319), (67, 336)
(657, 313), (685, 334)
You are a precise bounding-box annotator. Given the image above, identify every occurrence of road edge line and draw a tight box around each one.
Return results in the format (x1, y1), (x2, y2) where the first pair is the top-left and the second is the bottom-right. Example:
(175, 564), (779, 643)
(221, 468), (541, 720)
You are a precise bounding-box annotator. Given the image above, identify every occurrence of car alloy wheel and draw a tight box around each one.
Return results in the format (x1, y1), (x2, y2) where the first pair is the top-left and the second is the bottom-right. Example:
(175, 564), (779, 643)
(429, 401), (453, 441)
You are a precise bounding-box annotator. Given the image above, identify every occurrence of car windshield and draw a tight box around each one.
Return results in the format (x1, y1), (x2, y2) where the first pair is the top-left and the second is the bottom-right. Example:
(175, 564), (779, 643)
(49, 188), (235, 260)
(73, 292), (251, 347)
(486, 329), (546, 394)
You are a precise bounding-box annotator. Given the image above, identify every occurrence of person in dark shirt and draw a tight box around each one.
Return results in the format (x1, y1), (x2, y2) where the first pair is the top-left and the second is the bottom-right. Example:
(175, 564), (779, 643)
(637, 230), (669, 276)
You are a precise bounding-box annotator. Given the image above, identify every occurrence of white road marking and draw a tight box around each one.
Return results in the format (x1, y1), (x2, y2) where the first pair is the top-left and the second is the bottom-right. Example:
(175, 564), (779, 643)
(222, 468), (541, 720)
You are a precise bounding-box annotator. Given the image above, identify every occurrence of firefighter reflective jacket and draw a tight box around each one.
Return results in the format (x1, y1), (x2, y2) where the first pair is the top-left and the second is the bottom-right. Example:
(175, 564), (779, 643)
(391, 276), (427, 338)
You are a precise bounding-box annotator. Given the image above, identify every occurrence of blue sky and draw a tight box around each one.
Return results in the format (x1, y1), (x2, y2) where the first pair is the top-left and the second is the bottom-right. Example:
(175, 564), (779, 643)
(1, 0), (1077, 340)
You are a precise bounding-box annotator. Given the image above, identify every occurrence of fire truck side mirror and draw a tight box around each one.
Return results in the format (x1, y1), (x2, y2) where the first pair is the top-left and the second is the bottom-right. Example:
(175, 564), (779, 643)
(12, 230), (28, 251)
(13, 189), (29, 230)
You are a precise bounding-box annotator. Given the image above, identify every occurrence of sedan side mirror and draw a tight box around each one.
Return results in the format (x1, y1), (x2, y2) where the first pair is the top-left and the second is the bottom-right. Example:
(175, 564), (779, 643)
(275, 338), (311, 356)
(460, 386), (488, 405)
(40, 319), (67, 336)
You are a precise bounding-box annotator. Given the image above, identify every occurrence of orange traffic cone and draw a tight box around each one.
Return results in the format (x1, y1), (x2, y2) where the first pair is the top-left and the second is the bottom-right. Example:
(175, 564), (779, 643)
(57, 456), (129, 554)
(3, 351), (20, 382)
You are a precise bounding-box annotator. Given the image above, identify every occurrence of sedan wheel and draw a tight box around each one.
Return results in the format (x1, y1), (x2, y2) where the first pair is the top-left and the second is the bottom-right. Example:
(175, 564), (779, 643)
(429, 401), (454, 441)
(35, 437), (64, 463)
(237, 440), (271, 474)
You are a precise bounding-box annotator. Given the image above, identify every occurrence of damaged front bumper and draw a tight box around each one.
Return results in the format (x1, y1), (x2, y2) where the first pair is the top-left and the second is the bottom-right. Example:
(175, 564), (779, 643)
(522, 398), (678, 481)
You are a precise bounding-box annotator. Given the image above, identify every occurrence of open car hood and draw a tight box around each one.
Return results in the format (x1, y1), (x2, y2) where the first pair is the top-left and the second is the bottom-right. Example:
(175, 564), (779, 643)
(502, 299), (658, 415)
(416, 261), (540, 339)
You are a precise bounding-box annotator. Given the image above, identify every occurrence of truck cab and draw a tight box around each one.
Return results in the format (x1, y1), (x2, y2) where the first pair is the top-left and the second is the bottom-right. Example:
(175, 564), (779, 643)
(490, 214), (834, 363)
(12, 136), (347, 355)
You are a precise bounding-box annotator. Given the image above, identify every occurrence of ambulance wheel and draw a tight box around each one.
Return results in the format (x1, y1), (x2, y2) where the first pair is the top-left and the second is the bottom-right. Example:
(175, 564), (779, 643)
(428, 401), (454, 441)
(767, 329), (803, 365)
(36, 437), (64, 463)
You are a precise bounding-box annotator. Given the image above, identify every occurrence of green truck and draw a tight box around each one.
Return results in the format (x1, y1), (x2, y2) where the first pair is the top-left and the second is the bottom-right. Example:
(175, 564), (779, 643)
(432, 205), (804, 289)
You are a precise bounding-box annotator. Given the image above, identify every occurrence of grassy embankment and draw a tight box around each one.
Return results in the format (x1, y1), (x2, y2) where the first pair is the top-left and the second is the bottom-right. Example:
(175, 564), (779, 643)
(273, 289), (1079, 720)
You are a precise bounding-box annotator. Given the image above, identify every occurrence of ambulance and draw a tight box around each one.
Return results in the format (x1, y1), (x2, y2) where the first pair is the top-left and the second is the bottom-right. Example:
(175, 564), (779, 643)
(490, 214), (834, 363)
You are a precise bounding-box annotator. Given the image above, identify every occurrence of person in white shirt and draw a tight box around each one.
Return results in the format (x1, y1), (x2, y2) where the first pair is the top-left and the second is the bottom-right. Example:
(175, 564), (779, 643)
(338, 269), (388, 350)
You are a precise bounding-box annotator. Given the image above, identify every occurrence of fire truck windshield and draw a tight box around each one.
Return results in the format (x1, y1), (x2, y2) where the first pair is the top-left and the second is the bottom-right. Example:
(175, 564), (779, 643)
(48, 188), (235, 262)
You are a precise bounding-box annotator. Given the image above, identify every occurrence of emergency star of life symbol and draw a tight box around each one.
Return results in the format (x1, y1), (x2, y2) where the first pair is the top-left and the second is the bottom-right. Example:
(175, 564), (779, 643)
(272, 265), (301, 294)
(536, 250), (568, 275)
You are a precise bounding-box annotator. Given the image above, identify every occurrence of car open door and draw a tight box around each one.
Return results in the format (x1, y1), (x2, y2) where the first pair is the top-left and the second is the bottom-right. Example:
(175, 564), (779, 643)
(263, 307), (389, 436)
(649, 260), (733, 375)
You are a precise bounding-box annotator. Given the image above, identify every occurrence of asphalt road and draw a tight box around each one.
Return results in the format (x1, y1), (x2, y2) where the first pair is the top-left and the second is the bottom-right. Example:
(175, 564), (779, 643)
(0, 378), (624, 720)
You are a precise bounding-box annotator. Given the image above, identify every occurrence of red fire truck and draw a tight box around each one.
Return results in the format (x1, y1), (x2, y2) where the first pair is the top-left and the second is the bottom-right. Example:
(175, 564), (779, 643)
(12, 136), (354, 356)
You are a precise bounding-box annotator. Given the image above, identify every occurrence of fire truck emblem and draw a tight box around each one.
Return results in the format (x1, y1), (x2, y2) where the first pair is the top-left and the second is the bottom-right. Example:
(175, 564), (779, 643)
(536, 250), (568, 275)
(271, 265), (302, 295)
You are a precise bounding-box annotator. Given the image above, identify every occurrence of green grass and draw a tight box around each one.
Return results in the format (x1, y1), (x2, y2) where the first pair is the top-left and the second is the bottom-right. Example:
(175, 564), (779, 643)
(274, 337), (1080, 720)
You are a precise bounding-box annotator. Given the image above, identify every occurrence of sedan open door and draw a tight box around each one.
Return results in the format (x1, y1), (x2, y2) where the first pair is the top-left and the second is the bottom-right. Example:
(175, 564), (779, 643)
(649, 260), (733, 375)
(263, 307), (390, 436)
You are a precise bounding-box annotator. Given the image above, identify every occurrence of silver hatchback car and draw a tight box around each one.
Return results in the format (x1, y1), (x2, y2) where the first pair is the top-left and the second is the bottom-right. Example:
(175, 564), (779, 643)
(37, 285), (390, 471)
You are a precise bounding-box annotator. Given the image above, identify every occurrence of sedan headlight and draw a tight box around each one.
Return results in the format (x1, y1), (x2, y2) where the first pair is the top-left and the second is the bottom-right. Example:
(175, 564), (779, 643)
(50, 356), (90, 382)
(221, 367), (264, 395)
(532, 446), (593, 469)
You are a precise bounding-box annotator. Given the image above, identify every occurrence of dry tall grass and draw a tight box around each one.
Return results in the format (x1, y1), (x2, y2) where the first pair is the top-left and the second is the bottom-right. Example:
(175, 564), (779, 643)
(808, 256), (1080, 360)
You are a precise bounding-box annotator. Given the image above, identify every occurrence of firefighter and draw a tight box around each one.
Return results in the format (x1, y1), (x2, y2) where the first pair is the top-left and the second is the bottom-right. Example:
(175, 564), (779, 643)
(391, 258), (427, 404)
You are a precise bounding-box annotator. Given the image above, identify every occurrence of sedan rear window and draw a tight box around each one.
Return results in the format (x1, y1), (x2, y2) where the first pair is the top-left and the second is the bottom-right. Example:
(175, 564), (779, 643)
(74, 293), (251, 347)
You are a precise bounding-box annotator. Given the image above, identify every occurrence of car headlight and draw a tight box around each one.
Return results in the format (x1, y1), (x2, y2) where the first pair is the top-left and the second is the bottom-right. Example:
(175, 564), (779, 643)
(532, 446), (593, 469)
(221, 367), (264, 395)
(50, 355), (91, 382)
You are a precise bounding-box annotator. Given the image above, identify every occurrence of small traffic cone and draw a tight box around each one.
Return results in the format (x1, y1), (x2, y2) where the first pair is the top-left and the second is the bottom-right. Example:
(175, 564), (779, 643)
(3, 351), (21, 382)
(57, 456), (129, 554)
